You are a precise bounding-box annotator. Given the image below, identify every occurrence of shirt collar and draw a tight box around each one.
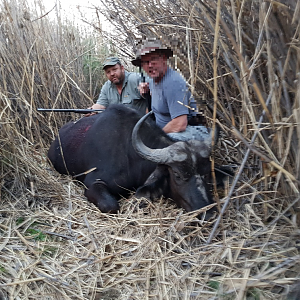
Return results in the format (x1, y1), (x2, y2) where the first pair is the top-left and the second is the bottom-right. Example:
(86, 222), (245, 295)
(123, 71), (130, 87)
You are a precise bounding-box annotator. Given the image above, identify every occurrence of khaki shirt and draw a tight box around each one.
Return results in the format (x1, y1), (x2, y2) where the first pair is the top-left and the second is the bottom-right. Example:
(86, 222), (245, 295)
(96, 71), (147, 113)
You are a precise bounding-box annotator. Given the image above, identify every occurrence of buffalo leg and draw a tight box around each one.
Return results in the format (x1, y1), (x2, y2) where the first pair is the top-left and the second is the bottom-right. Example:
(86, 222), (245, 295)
(84, 180), (119, 213)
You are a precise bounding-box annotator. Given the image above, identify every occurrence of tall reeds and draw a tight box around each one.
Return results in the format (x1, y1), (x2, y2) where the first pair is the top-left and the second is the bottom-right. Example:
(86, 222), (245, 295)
(0, 0), (106, 190)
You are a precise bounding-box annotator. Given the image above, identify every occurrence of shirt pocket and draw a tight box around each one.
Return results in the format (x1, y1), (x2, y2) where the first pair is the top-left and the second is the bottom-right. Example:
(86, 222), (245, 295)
(122, 93), (133, 104)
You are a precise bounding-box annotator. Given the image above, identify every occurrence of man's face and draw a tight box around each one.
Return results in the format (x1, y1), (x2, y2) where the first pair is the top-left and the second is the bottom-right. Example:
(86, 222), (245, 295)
(141, 52), (167, 82)
(104, 64), (125, 86)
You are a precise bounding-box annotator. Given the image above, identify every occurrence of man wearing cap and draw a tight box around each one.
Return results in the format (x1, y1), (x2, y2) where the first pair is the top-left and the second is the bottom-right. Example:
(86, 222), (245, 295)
(132, 39), (210, 142)
(89, 57), (147, 113)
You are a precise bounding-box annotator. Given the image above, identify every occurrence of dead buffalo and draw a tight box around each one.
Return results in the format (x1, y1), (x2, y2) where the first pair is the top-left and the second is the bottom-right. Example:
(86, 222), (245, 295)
(48, 104), (224, 214)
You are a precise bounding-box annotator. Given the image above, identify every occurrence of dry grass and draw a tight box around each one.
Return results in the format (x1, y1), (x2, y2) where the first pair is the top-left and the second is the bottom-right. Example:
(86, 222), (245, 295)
(1, 177), (300, 299)
(1, 0), (300, 299)
(0, 175), (300, 299)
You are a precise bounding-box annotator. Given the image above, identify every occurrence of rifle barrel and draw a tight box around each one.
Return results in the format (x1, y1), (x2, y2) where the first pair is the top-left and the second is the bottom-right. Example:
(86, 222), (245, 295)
(37, 108), (104, 114)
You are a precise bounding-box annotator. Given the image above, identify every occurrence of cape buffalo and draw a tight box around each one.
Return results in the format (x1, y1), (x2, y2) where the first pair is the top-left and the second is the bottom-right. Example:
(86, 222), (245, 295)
(48, 104), (224, 214)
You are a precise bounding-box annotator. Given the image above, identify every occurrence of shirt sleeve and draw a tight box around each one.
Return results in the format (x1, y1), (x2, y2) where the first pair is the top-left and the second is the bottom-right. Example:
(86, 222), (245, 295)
(164, 76), (190, 119)
(96, 81), (109, 107)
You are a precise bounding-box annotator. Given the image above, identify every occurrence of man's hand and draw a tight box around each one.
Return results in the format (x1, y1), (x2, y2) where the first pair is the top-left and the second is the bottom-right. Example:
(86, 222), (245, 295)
(138, 82), (150, 95)
(85, 103), (106, 117)
(88, 103), (106, 110)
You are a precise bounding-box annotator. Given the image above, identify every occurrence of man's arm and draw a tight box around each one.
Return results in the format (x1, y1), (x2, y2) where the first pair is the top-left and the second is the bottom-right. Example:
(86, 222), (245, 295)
(163, 71), (191, 133)
(85, 82), (109, 115)
(162, 115), (187, 133)
(89, 81), (109, 109)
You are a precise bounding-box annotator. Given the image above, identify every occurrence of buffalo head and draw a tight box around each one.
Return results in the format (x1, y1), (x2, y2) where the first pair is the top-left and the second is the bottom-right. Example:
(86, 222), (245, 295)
(132, 111), (216, 213)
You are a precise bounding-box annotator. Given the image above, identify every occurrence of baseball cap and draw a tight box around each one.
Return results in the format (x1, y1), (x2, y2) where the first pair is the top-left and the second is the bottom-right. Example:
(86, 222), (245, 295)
(102, 57), (121, 69)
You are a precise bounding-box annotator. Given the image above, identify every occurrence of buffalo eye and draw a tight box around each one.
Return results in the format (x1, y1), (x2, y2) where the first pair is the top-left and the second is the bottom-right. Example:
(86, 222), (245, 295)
(171, 166), (193, 182)
(171, 168), (188, 182)
(173, 170), (181, 180)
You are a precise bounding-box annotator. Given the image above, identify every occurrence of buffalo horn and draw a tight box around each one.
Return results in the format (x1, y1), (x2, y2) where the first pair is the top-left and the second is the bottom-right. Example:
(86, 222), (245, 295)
(132, 111), (215, 164)
(132, 111), (177, 164)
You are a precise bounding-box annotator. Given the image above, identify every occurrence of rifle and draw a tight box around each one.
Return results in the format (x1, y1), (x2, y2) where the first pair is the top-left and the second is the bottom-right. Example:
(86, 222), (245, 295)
(139, 66), (152, 112)
(37, 108), (104, 114)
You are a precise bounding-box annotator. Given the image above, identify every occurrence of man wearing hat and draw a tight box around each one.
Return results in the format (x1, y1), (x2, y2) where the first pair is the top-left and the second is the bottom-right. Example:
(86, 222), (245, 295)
(89, 57), (147, 113)
(132, 39), (207, 141)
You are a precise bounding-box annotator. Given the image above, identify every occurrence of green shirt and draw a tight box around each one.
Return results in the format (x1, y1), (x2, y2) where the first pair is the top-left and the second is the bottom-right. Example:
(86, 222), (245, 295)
(96, 71), (147, 113)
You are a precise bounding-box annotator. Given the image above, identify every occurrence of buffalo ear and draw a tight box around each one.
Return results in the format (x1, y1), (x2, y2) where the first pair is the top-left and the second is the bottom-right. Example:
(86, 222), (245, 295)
(214, 166), (234, 188)
(135, 165), (170, 201)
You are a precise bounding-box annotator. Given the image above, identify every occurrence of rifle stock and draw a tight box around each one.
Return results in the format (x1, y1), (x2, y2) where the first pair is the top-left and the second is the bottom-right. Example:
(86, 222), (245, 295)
(37, 108), (104, 114)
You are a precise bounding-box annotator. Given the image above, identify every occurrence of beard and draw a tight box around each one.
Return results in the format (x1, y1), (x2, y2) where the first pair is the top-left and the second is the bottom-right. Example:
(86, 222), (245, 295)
(110, 73), (124, 86)
(149, 69), (164, 83)
(112, 78), (121, 84)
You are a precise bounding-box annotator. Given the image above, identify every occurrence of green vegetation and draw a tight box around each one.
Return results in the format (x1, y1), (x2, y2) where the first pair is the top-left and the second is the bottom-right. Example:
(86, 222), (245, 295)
(16, 217), (26, 226)
(25, 228), (47, 241)
(0, 266), (8, 273)
(208, 280), (220, 290)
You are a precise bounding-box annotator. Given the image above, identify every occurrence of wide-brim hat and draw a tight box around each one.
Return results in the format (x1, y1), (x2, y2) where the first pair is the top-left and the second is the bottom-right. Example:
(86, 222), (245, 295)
(132, 39), (173, 67)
